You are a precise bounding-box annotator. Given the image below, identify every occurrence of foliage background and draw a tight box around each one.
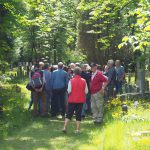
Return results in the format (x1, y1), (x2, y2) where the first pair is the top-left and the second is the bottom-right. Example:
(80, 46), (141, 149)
(0, 0), (149, 68)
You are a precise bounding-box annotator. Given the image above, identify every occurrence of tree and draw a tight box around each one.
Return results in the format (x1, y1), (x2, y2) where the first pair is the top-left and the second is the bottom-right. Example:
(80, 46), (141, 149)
(14, 0), (80, 64)
(0, 0), (26, 71)
(77, 0), (149, 66)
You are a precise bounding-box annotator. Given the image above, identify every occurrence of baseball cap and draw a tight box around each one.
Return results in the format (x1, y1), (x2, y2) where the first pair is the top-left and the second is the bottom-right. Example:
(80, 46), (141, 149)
(90, 63), (97, 67)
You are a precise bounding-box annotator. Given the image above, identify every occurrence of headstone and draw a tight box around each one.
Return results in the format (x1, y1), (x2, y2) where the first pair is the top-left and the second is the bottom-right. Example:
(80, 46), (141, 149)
(29, 62), (32, 67)
(26, 62), (28, 66)
(145, 80), (149, 91)
(23, 62), (25, 67)
(122, 104), (128, 115)
(136, 61), (145, 95)
(27, 65), (30, 76)
(128, 72), (131, 84)
(134, 101), (138, 108)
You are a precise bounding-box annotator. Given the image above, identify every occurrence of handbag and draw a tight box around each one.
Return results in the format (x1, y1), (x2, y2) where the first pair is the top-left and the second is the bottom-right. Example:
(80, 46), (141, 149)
(26, 82), (33, 91)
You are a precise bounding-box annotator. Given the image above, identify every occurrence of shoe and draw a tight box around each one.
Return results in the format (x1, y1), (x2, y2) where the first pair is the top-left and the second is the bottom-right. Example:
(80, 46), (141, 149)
(62, 129), (67, 134)
(33, 111), (40, 117)
(81, 115), (85, 119)
(41, 113), (48, 117)
(57, 115), (61, 119)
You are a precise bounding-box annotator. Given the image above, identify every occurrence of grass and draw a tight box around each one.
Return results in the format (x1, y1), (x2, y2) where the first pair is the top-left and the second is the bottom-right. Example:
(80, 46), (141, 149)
(0, 77), (30, 138)
(0, 111), (150, 150)
(0, 77), (150, 150)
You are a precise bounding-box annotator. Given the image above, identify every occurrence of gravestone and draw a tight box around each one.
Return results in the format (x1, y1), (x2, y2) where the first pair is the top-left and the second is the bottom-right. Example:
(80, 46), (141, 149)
(136, 61), (145, 95)
(26, 62), (29, 76)
(145, 80), (149, 91)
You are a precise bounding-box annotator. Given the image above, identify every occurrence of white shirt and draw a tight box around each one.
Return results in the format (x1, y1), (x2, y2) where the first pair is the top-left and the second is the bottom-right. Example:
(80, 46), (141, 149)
(91, 70), (98, 80)
(67, 81), (88, 94)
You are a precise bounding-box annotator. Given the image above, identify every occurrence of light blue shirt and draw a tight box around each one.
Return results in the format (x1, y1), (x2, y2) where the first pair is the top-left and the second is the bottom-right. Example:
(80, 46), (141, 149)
(115, 66), (125, 81)
(43, 70), (51, 91)
(51, 69), (68, 90)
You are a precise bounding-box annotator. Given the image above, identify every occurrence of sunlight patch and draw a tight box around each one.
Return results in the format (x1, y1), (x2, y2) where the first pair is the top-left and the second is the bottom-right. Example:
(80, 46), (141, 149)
(31, 123), (44, 129)
(36, 148), (48, 150)
(20, 137), (33, 141)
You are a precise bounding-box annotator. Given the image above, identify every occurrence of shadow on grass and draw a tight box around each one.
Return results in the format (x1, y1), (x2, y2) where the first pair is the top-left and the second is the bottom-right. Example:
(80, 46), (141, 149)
(0, 115), (104, 150)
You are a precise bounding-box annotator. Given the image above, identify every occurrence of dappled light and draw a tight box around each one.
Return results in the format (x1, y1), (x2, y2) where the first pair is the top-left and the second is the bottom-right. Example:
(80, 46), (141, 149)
(0, 0), (150, 149)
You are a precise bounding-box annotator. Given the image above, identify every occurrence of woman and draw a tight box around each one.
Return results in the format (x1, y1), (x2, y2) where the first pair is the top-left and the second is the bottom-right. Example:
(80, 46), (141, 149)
(62, 67), (88, 133)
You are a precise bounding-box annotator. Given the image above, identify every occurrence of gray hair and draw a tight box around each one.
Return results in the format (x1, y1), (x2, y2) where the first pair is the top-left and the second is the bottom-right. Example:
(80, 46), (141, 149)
(74, 67), (81, 75)
(108, 59), (114, 65)
(58, 62), (63, 69)
(39, 61), (44, 66)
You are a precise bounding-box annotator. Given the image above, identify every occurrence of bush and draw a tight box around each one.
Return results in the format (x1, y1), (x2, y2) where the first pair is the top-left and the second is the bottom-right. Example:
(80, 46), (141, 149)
(0, 85), (31, 139)
(0, 61), (9, 73)
(106, 98), (150, 121)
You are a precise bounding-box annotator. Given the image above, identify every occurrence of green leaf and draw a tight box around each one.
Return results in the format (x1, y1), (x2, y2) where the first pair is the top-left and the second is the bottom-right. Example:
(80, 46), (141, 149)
(122, 36), (129, 42)
(144, 26), (150, 31)
(118, 43), (123, 49)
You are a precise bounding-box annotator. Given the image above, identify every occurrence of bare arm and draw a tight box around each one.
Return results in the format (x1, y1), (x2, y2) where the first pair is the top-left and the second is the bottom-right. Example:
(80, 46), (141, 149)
(67, 81), (71, 94)
(85, 82), (88, 94)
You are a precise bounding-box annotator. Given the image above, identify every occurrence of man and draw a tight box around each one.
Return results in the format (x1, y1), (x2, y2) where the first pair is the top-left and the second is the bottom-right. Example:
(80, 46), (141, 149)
(28, 61), (42, 111)
(31, 63), (47, 117)
(51, 62), (68, 118)
(115, 60), (125, 94)
(62, 67), (88, 133)
(39, 61), (44, 70)
(28, 60), (36, 110)
(30, 60), (36, 71)
(81, 64), (91, 117)
(104, 59), (116, 101)
(90, 63), (108, 124)
(43, 63), (51, 113)
(75, 62), (81, 67)
(69, 63), (75, 70)
(38, 61), (45, 113)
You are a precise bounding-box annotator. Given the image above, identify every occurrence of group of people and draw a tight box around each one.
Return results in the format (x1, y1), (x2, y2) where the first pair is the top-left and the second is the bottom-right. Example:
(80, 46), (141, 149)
(27, 59), (125, 133)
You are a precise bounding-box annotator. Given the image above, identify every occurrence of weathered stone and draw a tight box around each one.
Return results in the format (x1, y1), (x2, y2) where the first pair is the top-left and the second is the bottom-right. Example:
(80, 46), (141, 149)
(136, 61), (145, 94)
(117, 92), (150, 100)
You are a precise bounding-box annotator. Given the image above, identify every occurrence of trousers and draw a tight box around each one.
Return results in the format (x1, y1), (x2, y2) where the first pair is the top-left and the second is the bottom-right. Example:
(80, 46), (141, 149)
(32, 91), (46, 115)
(91, 92), (104, 122)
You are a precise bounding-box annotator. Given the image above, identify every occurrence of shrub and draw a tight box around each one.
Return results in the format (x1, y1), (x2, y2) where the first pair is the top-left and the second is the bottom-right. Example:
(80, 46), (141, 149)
(0, 84), (31, 139)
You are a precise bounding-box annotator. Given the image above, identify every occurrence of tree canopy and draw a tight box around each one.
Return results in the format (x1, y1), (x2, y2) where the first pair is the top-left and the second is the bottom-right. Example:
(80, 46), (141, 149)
(0, 0), (149, 67)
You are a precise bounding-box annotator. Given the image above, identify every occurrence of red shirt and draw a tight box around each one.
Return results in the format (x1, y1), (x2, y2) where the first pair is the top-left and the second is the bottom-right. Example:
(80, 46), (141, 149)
(68, 75), (86, 103)
(90, 70), (108, 94)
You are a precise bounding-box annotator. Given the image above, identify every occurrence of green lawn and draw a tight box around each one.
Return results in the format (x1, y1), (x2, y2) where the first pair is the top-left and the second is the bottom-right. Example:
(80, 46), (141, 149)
(0, 114), (150, 150)
(0, 78), (150, 150)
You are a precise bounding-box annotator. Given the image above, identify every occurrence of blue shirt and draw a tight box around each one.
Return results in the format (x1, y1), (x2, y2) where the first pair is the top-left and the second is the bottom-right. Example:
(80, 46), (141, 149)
(104, 67), (116, 85)
(115, 66), (125, 81)
(51, 69), (68, 90)
(43, 70), (51, 91)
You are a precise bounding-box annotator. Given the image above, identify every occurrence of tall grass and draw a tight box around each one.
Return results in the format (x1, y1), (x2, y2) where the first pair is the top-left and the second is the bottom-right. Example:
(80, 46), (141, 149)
(0, 77), (31, 139)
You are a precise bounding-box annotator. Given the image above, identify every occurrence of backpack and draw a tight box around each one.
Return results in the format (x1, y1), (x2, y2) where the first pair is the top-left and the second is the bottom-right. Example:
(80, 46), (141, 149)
(31, 70), (43, 88)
